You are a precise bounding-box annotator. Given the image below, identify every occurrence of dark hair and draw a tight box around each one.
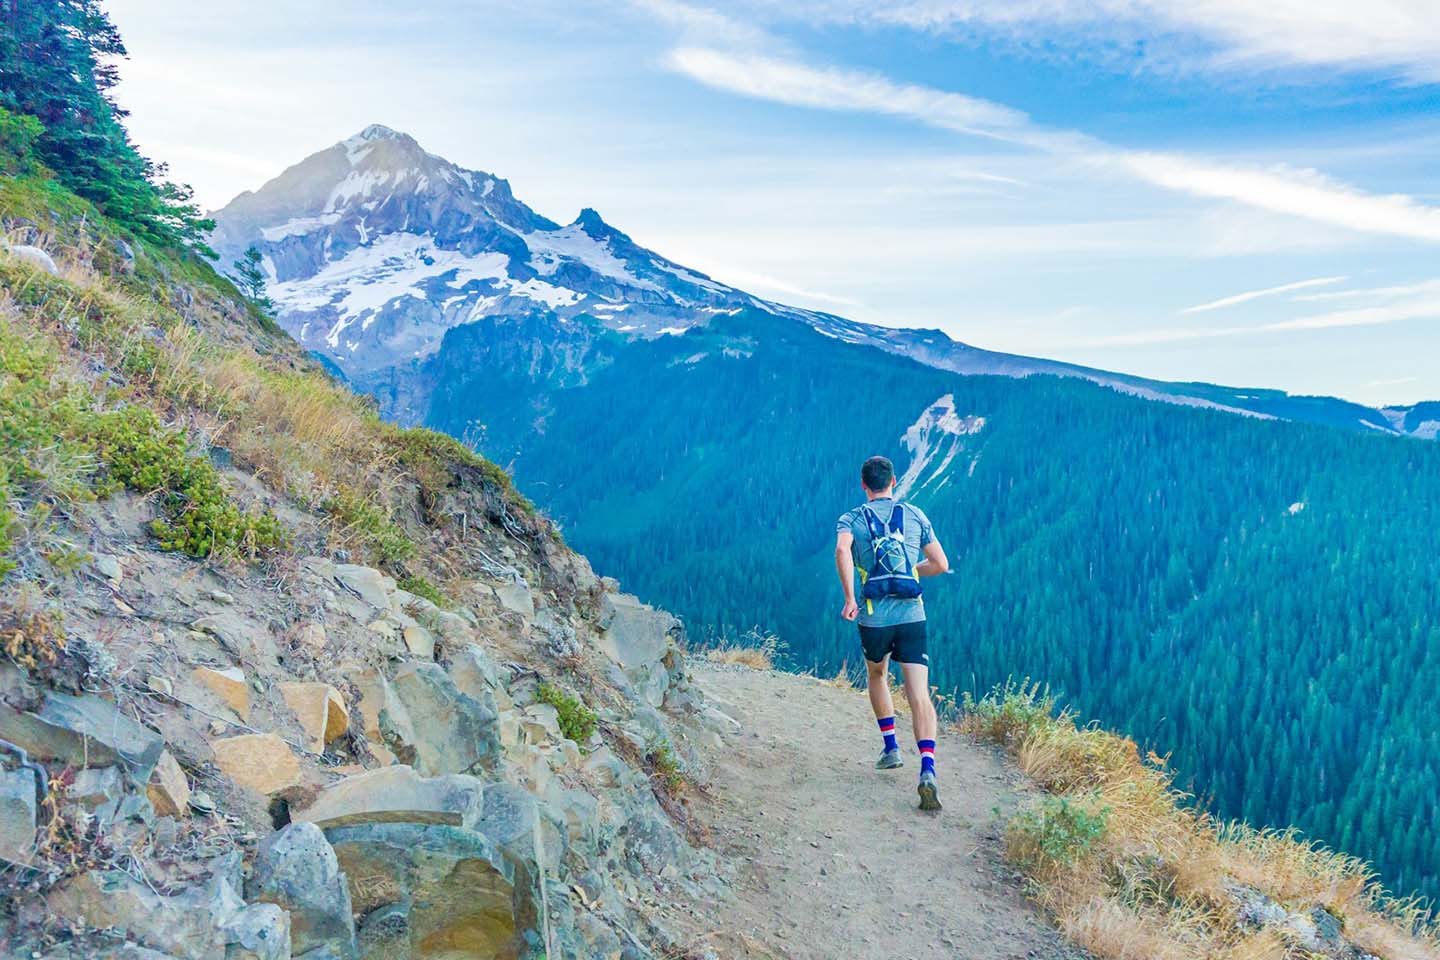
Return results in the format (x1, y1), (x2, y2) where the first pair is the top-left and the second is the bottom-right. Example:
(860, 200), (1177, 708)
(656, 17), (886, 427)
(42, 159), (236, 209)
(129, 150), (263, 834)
(861, 456), (895, 493)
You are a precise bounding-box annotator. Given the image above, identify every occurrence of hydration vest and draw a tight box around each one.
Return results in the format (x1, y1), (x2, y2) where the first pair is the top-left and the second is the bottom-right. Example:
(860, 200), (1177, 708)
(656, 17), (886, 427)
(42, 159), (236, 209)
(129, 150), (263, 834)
(859, 503), (923, 601)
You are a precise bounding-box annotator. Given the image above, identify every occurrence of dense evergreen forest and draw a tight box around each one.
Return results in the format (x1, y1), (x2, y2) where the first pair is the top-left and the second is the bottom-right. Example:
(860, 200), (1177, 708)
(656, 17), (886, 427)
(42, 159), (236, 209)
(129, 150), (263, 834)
(417, 309), (1440, 902)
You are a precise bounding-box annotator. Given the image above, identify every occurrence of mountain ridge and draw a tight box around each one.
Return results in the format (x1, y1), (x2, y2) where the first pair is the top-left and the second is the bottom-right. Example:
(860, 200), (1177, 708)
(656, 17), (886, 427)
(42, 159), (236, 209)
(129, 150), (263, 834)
(212, 124), (1437, 440)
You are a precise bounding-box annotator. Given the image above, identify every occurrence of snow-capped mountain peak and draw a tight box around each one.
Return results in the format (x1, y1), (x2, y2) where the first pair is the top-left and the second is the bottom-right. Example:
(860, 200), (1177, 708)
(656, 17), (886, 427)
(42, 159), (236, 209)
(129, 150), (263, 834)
(212, 126), (758, 372)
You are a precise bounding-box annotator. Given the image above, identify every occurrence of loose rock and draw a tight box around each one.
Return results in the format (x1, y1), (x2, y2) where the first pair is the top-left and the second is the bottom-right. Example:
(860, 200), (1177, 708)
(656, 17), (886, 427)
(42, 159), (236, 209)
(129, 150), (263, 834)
(211, 733), (302, 795)
(250, 822), (357, 957)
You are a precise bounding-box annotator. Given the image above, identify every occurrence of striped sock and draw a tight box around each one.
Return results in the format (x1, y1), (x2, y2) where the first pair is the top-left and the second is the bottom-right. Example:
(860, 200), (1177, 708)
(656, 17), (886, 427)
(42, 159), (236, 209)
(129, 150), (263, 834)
(878, 717), (898, 752)
(918, 739), (936, 776)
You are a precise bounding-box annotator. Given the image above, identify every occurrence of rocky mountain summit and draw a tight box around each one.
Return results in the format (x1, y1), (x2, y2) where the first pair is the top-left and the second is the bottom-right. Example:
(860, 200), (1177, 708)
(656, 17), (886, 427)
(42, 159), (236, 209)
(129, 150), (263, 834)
(211, 124), (765, 376)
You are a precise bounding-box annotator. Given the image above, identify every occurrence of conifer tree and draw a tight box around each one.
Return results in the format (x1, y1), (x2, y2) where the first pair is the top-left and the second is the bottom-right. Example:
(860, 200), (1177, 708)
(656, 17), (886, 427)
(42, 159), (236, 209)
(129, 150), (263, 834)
(231, 246), (275, 316)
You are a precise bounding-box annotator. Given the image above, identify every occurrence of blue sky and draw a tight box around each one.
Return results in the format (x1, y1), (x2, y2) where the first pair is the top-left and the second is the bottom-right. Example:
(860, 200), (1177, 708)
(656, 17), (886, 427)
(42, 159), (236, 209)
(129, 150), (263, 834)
(106, 0), (1440, 406)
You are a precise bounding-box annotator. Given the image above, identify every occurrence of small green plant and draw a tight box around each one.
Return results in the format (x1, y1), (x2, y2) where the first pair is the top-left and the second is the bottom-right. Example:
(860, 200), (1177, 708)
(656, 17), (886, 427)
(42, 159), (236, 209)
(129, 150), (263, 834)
(97, 405), (287, 558)
(1006, 794), (1109, 876)
(324, 486), (416, 566)
(649, 742), (687, 795)
(398, 573), (452, 609)
(536, 682), (598, 745)
(43, 544), (90, 577)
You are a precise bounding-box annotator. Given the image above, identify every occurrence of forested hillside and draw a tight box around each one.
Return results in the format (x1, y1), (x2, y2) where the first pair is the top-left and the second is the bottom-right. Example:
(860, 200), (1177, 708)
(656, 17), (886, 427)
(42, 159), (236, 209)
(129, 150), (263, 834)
(413, 308), (1440, 902)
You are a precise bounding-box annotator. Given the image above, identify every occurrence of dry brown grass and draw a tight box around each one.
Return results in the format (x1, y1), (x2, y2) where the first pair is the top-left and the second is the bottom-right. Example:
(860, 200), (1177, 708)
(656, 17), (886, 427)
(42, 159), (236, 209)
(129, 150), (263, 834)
(706, 630), (783, 670)
(963, 680), (1440, 960)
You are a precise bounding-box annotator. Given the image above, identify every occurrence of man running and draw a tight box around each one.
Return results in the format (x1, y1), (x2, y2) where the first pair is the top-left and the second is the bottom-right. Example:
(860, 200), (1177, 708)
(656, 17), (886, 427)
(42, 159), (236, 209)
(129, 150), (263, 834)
(834, 455), (949, 811)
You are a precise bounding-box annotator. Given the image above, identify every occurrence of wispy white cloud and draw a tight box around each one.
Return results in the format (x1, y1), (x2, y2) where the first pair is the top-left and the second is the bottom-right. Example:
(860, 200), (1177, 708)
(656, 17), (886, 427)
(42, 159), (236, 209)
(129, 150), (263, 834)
(665, 45), (1440, 243)
(749, 0), (1440, 82)
(1292, 278), (1440, 302)
(1179, 276), (1347, 315)
(1123, 154), (1440, 242)
(667, 47), (1045, 144)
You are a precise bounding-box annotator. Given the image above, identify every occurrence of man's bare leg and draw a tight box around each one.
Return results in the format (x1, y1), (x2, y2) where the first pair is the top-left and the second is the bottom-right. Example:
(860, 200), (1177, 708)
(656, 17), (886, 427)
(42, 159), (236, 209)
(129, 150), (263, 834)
(866, 656), (894, 720)
(901, 661), (941, 810)
(899, 661), (936, 742)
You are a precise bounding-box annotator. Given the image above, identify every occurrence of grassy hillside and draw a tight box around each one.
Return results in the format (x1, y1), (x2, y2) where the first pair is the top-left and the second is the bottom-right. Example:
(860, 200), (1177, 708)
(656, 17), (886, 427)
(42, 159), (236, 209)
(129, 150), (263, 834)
(0, 119), (550, 619)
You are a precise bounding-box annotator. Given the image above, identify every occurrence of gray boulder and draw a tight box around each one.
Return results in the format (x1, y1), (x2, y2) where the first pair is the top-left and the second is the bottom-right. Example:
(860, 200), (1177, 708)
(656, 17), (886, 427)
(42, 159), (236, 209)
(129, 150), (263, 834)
(46, 867), (291, 960)
(597, 594), (683, 707)
(4, 243), (58, 274)
(324, 822), (521, 960)
(250, 823), (356, 958)
(390, 663), (499, 775)
(0, 692), (164, 784)
(0, 765), (38, 863)
(292, 765), (485, 831)
(478, 783), (554, 939)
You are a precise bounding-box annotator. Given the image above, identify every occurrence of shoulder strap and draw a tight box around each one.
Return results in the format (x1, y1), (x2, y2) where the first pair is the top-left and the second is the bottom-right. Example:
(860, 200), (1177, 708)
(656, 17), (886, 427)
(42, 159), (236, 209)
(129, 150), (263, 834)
(888, 503), (905, 534)
(859, 504), (887, 541)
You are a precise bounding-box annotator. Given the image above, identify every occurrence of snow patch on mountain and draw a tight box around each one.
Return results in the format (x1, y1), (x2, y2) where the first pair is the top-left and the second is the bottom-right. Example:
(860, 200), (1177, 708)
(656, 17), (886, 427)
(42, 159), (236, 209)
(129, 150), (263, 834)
(522, 222), (661, 292)
(261, 213), (342, 242)
(895, 394), (986, 498)
(268, 233), (511, 347)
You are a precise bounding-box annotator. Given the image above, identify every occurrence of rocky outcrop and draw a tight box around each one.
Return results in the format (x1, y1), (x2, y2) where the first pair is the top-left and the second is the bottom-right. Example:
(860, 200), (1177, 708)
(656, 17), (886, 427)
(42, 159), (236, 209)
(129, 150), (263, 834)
(0, 766), (38, 863)
(388, 663), (499, 776)
(597, 593), (685, 708)
(4, 536), (715, 959)
(0, 691), (165, 784)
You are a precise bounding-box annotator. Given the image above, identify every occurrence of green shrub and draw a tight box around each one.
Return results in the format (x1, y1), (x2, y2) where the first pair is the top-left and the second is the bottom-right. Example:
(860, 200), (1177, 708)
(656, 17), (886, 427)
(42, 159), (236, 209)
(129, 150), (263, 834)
(0, 318), (285, 571)
(397, 574), (452, 609)
(962, 677), (1059, 747)
(1007, 794), (1110, 875)
(536, 682), (598, 745)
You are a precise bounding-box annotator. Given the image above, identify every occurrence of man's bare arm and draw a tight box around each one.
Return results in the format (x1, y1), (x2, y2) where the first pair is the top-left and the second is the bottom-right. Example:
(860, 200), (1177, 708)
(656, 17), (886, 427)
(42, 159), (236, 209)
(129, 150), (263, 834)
(914, 540), (949, 578)
(835, 530), (859, 620)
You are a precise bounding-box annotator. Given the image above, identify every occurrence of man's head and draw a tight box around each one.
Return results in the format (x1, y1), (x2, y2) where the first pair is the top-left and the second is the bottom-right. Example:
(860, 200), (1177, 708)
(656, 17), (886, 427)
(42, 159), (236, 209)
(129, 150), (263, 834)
(861, 456), (896, 496)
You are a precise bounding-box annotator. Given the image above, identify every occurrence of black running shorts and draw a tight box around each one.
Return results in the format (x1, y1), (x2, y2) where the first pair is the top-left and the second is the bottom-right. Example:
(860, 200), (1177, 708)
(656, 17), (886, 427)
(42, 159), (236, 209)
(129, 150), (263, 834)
(858, 620), (928, 665)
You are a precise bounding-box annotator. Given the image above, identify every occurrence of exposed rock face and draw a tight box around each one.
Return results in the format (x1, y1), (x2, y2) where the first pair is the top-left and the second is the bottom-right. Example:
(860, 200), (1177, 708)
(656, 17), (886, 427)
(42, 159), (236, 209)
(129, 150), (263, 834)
(193, 665), (251, 719)
(47, 866), (290, 960)
(389, 663), (499, 776)
(0, 691), (165, 784)
(250, 823), (357, 957)
(5, 543), (712, 958)
(211, 733), (303, 795)
(279, 682), (349, 752)
(329, 822), (520, 960)
(147, 749), (191, 817)
(293, 766), (485, 830)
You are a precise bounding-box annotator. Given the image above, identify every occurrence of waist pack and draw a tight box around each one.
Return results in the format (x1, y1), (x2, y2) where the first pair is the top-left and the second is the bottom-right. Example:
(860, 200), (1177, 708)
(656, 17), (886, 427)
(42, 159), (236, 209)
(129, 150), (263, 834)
(860, 503), (922, 601)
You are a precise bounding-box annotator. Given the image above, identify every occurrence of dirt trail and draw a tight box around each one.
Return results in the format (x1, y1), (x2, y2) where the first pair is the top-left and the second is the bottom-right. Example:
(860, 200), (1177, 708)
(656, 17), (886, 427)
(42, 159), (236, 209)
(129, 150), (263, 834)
(677, 662), (1084, 960)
